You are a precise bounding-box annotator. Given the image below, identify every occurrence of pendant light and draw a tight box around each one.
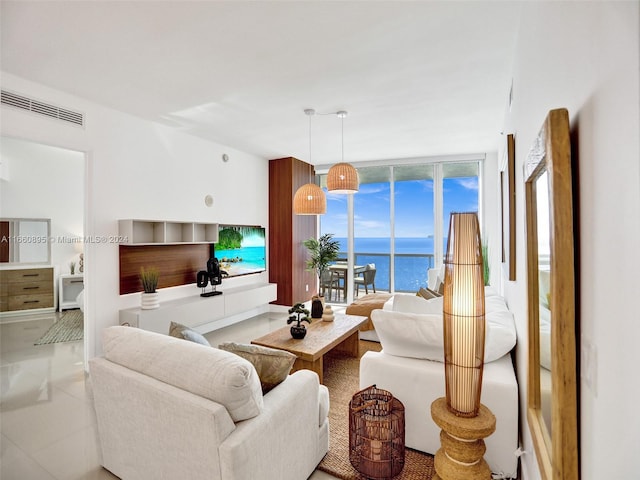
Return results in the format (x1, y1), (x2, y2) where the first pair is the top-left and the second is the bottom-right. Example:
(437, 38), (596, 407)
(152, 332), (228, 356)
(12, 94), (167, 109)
(293, 109), (326, 215)
(327, 111), (359, 194)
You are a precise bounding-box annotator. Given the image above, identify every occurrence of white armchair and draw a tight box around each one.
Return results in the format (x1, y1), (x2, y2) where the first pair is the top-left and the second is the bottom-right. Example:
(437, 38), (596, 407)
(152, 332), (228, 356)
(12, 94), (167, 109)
(89, 326), (329, 480)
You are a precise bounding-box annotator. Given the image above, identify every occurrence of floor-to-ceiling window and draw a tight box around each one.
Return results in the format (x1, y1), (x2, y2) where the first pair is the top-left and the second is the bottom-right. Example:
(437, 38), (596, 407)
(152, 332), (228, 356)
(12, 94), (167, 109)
(319, 159), (481, 300)
(351, 166), (391, 291)
(442, 162), (480, 248)
(393, 164), (435, 292)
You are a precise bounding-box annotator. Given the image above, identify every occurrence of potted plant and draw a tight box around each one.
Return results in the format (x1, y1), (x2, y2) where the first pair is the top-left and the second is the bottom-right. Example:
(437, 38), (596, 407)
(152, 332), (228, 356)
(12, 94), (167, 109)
(303, 233), (341, 315)
(140, 266), (160, 309)
(287, 302), (311, 339)
(482, 240), (490, 286)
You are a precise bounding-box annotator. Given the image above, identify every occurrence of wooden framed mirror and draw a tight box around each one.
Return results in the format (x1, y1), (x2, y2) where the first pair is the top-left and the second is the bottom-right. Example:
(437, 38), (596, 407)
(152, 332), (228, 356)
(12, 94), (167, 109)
(0, 218), (51, 264)
(524, 108), (578, 480)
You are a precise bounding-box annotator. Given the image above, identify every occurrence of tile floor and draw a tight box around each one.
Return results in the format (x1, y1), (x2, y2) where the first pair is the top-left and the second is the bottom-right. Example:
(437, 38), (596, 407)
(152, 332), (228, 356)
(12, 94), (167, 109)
(0, 310), (340, 480)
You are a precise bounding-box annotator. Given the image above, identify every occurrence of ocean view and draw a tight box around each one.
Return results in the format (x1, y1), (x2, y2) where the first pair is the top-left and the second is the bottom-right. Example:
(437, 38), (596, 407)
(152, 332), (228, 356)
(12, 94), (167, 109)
(334, 237), (436, 292)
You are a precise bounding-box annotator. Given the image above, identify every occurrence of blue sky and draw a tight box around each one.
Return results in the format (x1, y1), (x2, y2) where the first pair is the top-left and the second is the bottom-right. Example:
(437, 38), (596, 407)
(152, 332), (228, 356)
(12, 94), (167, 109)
(321, 177), (478, 238)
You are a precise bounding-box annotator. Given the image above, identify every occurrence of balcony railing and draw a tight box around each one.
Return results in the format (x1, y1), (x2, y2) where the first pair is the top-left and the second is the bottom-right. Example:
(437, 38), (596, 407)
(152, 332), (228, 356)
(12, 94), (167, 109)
(335, 251), (435, 297)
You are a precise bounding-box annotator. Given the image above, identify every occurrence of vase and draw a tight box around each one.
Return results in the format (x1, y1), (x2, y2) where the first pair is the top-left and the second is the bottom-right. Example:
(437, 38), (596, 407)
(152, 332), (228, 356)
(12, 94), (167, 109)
(141, 292), (159, 310)
(290, 325), (307, 339)
(322, 305), (335, 322)
(311, 296), (324, 319)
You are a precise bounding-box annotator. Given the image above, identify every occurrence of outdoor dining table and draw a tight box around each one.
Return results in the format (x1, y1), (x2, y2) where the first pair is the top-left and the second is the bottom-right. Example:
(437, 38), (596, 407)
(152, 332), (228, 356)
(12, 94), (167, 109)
(328, 263), (366, 301)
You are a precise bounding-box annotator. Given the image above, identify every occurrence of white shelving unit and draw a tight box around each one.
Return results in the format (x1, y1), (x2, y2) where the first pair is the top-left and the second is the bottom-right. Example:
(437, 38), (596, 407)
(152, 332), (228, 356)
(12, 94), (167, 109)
(119, 283), (277, 335)
(59, 274), (84, 311)
(119, 220), (219, 244)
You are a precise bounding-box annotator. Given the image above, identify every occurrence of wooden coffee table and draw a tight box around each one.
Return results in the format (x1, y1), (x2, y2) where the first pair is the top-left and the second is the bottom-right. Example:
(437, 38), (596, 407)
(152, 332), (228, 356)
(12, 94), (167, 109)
(251, 313), (368, 384)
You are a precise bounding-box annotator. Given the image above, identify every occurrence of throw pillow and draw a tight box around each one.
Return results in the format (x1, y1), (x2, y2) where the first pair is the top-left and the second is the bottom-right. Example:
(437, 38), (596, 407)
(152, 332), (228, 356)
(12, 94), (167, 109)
(371, 309), (444, 361)
(392, 294), (443, 315)
(219, 342), (297, 394)
(169, 321), (211, 346)
(374, 294), (517, 363)
(417, 287), (442, 299)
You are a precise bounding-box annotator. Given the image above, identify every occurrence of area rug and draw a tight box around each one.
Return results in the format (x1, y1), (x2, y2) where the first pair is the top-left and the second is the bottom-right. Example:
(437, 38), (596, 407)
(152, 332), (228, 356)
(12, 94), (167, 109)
(318, 340), (435, 479)
(34, 310), (84, 345)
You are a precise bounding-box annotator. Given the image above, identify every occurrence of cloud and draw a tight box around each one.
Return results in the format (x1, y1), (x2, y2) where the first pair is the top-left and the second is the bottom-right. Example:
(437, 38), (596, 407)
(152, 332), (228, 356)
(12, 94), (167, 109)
(355, 219), (387, 230)
(326, 192), (348, 204)
(359, 184), (389, 195)
(455, 178), (479, 190)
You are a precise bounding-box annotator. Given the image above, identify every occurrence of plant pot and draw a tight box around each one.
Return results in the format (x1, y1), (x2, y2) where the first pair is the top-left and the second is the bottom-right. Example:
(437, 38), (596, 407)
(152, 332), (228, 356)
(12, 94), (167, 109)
(290, 325), (307, 339)
(141, 292), (159, 310)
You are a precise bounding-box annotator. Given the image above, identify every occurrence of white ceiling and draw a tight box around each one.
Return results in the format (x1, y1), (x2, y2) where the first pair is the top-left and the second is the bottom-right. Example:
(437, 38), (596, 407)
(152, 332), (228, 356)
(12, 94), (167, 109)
(1, 1), (522, 165)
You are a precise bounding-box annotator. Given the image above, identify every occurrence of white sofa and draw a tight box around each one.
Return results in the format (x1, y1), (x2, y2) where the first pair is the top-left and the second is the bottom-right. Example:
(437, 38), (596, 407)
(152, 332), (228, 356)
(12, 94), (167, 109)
(89, 326), (329, 480)
(360, 288), (519, 479)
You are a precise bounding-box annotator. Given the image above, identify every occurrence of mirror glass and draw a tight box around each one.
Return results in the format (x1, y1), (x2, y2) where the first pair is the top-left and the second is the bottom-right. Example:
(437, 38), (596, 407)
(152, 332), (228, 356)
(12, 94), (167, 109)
(0, 218), (51, 264)
(535, 172), (552, 437)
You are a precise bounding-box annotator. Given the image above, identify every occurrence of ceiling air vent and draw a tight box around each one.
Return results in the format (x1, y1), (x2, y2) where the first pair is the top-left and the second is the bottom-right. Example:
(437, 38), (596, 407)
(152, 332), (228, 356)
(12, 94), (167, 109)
(1, 90), (84, 127)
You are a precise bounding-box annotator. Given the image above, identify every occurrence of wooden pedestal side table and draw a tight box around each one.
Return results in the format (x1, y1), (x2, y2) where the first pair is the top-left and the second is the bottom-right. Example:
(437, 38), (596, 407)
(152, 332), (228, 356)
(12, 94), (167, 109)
(430, 397), (496, 480)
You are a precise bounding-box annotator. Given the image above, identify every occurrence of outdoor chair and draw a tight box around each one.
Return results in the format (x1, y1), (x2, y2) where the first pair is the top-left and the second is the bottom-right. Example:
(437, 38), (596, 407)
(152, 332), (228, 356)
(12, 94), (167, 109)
(354, 263), (376, 297)
(321, 270), (341, 301)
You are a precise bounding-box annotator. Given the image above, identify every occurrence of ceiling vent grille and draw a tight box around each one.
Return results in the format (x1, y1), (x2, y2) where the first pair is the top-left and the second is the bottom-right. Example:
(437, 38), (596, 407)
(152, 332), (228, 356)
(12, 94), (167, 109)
(1, 90), (84, 127)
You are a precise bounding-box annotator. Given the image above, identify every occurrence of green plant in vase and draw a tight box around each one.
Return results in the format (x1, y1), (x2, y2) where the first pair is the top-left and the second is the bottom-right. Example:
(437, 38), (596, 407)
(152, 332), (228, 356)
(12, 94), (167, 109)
(140, 267), (159, 293)
(303, 233), (340, 303)
(140, 267), (160, 309)
(287, 302), (311, 339)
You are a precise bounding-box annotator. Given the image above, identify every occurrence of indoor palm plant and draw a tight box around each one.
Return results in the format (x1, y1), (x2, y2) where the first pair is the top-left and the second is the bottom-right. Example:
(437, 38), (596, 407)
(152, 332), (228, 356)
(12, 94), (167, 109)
(303, 233), (341, 295)
(140, 266), (160, 309)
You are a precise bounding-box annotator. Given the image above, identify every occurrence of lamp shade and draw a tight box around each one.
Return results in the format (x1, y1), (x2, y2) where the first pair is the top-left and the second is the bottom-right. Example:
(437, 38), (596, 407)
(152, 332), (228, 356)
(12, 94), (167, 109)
(293, 183), (326, 215)
(443, 212), (486, 417)
(327, 162), (359, 193)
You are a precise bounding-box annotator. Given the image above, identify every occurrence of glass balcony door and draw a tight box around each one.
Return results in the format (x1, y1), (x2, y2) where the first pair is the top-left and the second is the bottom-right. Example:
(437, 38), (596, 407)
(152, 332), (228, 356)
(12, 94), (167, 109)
(320, 160), (480, 304)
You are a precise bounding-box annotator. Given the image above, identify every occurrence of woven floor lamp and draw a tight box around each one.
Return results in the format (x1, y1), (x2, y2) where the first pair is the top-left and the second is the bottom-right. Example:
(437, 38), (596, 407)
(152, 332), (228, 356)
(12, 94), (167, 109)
(431, 212), (496, 480)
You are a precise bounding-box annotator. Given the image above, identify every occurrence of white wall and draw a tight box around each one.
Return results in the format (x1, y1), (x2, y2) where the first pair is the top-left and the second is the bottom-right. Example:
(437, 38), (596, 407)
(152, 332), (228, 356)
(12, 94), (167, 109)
(500, 2), (639, 479)
(1, 137), (84, 275)
(0, 72), (270, 361)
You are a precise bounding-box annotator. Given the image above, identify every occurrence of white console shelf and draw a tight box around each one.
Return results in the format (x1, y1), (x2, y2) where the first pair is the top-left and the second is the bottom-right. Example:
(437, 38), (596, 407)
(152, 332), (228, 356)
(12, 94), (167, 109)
(119, 283), (277, 335)
(119, 219), (219, 245)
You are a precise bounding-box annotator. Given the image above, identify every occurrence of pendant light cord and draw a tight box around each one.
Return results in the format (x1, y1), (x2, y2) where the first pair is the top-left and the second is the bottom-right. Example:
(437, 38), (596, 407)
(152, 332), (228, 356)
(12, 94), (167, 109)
(341, 114), (344, 163)
(309, 113), (312, 164)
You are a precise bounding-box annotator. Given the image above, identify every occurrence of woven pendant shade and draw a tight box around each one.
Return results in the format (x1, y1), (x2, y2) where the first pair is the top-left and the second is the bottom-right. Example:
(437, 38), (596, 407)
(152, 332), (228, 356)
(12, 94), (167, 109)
(327, 162), (359, 193)
(443, 212), (486, 417)
(293, 183), (326, 215)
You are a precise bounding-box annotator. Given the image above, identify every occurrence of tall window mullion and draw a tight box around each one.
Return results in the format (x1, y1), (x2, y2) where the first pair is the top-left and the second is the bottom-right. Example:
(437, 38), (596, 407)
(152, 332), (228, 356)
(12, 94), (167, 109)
(389, 165), (395, 293)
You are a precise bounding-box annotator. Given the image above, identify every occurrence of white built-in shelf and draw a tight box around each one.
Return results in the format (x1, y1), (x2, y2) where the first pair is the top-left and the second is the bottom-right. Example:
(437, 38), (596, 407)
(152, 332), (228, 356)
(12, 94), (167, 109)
(119, 220), (219, 245)
(119, 283), (277, 335)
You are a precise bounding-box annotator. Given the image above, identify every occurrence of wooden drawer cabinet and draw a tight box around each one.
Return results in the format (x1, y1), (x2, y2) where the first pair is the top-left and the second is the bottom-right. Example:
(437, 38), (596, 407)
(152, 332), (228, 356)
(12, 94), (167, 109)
(0, 267), (54, 313)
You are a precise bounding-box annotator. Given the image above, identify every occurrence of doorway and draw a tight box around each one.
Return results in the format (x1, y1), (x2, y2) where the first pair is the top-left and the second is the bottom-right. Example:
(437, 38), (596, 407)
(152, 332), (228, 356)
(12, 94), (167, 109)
(0, 136), (87, 357)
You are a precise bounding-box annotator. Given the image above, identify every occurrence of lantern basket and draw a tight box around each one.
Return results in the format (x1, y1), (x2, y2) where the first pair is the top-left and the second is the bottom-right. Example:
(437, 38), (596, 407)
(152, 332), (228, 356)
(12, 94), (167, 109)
(349, 385), (405, 479)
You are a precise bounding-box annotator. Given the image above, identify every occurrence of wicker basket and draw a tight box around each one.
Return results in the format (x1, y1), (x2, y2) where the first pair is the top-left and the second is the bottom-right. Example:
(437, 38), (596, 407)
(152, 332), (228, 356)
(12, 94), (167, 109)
(349, 385), (405, 479)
